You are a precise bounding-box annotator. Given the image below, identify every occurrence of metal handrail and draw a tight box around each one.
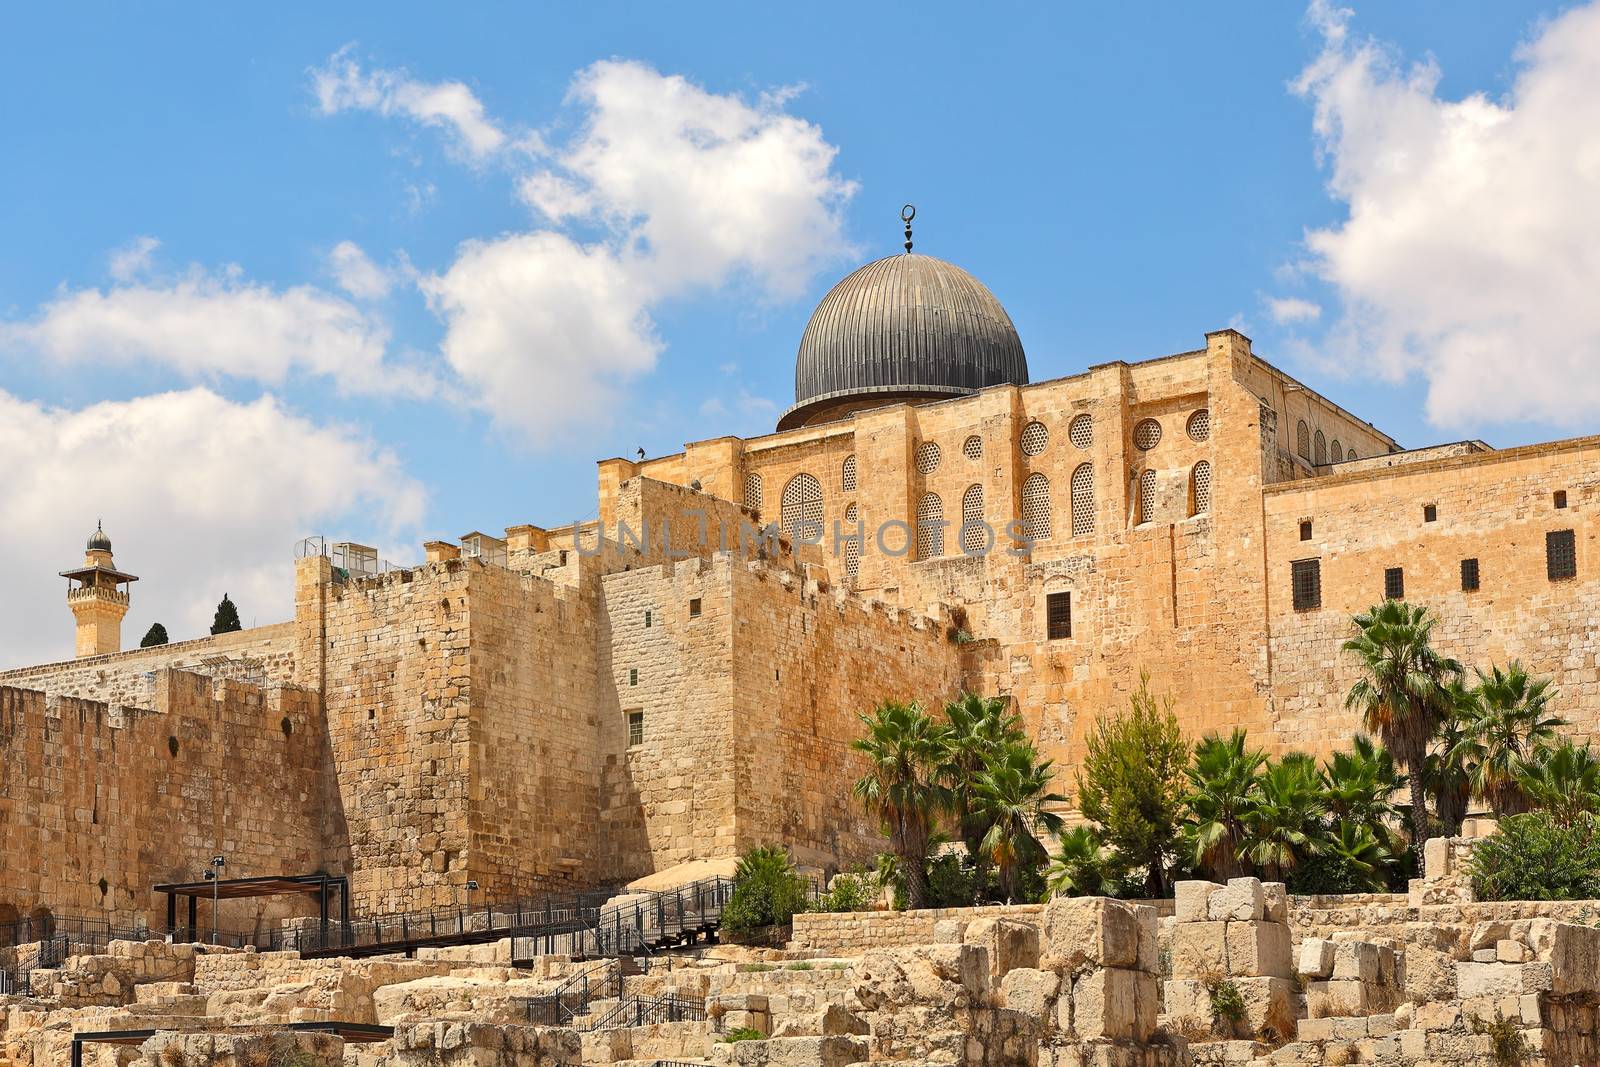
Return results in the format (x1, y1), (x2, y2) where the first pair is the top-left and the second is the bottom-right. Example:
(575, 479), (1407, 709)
(581, 991), (706, 1032)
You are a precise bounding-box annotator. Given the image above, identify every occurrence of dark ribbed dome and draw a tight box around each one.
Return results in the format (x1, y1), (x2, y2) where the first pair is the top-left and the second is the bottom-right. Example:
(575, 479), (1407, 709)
(779, 253), (1028, 430)
(87, 522), (112, 553)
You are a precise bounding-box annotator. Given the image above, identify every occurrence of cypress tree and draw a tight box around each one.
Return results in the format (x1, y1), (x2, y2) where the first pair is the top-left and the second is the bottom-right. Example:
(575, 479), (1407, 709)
(210, 594), (242, 635)
(139, 623), (169, 648)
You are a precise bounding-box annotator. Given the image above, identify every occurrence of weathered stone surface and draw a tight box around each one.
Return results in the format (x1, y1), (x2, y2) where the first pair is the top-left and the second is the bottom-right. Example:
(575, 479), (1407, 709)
(1169, 921), (1229, 978)
(1040, 896), (1142, 971)
(1175, 881), (1222, 923)
(1000, 967), (1060, 1020)
(1297, 937), (1334, 979)
(1224, 920), (1292, 979)
(1207, 878), (1265, 923)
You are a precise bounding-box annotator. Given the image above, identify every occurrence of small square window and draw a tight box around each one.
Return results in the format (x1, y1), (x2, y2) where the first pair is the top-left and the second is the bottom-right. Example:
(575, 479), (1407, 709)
(1299, 520), (1313, 541)
(1385, 567), (1405, 600)
(628, 668), (638, 687)
(1423, 504), (1438, 523)
(1291, 559), (1321, 611)
(1461, 558), (1480, 592)
(1555, 490), (1568, 509)
(559, 550), (569, 565)
(1547, 529), (1577, 580)
(626, 711), (644, 748)
(689, 598), (702, 618)
(643, 609), (652, 628)
(1046, 592), (1072, 640)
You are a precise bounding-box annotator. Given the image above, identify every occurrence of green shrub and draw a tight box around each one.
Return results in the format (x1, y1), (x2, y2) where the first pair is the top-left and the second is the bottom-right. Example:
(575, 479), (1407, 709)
(815, 871), (877, 913)
(1203, 973), (1246, 1028)
(720, 1027), (765, 1043)
(1470, 1011), (1530, 1066)
(722, 846), (811, 933)
(1467, 811), (1600, 901)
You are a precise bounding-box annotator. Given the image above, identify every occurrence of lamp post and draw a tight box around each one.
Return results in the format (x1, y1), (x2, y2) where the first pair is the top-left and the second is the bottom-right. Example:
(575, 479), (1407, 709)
(205, 856), (225, 945)
(466, 880), (479, 934)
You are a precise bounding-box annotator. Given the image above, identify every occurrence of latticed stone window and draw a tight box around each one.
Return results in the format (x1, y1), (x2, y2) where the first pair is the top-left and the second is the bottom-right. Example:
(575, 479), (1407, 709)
(1022, 473), (1051, 541)
(1548, 529), (1577, 580)
(1346, 448), (1358, 462)
(1258, 404), (1276, 448)
(1021, 421), (1049, 456)
(1330, 438), (1342, 463)
(1314, 430), (1327, 466)
(963, 434), (983, 460)
(915, 493), (945, 559)
(644, 609), (652, 628)
(841, 454), (857, 492)
(1133, 418), (1162, 451)
(1046, 592), (1072, 640)
(1137, 469), (1157, 524)
(961, 484), (986, 554)
(780, 473), (823, 541)
(626, 710), (644, 748)
(843, 536), (861, 583)
(1461, 557), (1480, 592)
(1385, 567), (1405, 600)
(915, 441), (941, 475)
(1070, 464), (1094, 536)
(1187, 409), (1211, 443)
(1068, 414), (1092, 449)
(1191, 461), (1212, 516)
(845, 502), (859, 525)
(743, 472), (763, 515)
(1296, 420), (1311, 460)
(629, 668), (638, 687)
(1291, 559), (1321, 611)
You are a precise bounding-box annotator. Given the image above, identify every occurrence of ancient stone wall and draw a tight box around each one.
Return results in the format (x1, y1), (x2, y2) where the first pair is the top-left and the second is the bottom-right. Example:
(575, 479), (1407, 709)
(0, 669), (327, 929)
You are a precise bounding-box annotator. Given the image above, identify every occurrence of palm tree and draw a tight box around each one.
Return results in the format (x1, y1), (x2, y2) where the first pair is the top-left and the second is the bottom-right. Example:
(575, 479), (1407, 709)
(1321, 818), (1398, 893)
(1450, 662), (1563, 817)
(972, 741), (1067, 902)
(1321, 734), (1405, 852)
(1516, 740), (1600, 826)
(1343, 600), (1463, 854)
(1047, 826), (1124, 898)
(1242, 754), (1326, 881)
(1184, 729), (1265, 880)
(851, 700), (951, 910)
(1426, 693), (1474, 837)
(940, 693), (1025, 900)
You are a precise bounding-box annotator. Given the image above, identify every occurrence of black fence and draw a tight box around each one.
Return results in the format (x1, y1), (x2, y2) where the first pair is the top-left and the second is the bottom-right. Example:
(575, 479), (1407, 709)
(580, 992), (706, 1032)
(520, 958), (624, 1026)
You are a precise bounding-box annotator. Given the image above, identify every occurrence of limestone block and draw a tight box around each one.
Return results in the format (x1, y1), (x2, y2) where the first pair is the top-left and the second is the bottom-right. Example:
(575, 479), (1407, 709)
(1261, 882), (1288, 925)
(1422, 836), (1451, 880)
(965, 916), (1040, 977)
(1297, 938), (1334, 979)
(933, 919), (966, 944)
(1455, 962), (1523, 999)
(1306, 979), (1388, 1019)
(1000, 967), (1060, 1021)
(1404, 945), (1457, 1004)
(1413, 1000), (1460, 1032)
(1547, 921), (1600, 995)
(1040, 896), (1142, 971)
(1234, 976), (1295, 1040)
(1207, 878), (1264, 922)
(1169, 921), (1229, 978)
(1496, 939), (1527, 963)
(1132, 905), (1160, 975)
(1174, 880), (1222, 923)
(711, 1035), (869, 1067)
(1071, 966), (1139, 1041)
(1297, 1016), (1333, 1041)
(1224, 920), (1292, 979)
(1331, 941), (1378, 984)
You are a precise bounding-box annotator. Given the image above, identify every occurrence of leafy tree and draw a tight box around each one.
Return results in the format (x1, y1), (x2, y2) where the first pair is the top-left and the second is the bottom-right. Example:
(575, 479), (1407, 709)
(939, 693), (1024, 900)
(1467, 811), (1600, 902)
(815, 871), (878, 914)
(1289, 818), (1396, 894)
(210, 593), (243, 635)
(1075, 674), (1188, 896)
(1343, 600), (1463, 855)
(1516, 740), (1600, 827)
(851, 700), (950, 910)
(1321, 734), (1405, 856)
(1184, 729), (1265, 881)
(139, 623), (169, 648)
(1046, 826), (1128, 898)
(722, 846), (811, 933)
(972, 741), (1066, 902)
(1425, 697), (1473, 838)
(1241, 754), (1326, 881)
(1450, 663), (1563, 817)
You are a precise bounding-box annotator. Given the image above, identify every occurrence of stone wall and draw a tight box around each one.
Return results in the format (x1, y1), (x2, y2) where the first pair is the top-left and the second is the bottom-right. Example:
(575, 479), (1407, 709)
(0, 669), (328, 928)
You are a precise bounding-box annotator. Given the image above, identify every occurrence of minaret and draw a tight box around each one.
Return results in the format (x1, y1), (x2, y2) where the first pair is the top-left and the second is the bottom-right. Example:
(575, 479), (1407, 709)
(60, 522), (139, 658)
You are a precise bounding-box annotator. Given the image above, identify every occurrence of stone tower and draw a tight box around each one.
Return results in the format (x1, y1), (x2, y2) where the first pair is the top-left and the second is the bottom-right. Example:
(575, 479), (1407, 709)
(60, 522), (139, 658)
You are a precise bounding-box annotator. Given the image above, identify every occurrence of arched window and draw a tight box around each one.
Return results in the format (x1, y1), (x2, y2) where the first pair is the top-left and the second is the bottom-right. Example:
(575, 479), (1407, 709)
(1329, 439), (1342, 464)
(1068, 414), (1093, 449)
(1070, 463), (1094, 536)
(843, 536), (861, 583)
(743, 472), (763, 515)
(915, 493), (945, 559)
(1138, 469), (1157, 525)
(1191, 461), (1212, 516)
(841, 454), (857, 492)
(1346, 448), (1357, 462)
(1296, 420), (1311, 460)
(1314, 430), (1327, 466)
(1022, 473), (1051, 542)
(845, 502), (859, 525)
(780, 474), (823, 541)
(961, 484), (986, 555)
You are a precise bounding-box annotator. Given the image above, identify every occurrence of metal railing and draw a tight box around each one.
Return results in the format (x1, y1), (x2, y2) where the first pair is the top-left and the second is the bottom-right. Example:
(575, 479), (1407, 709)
(520, 958), (623, 1026)
(294, 536), (410, 578)
(0, 970), (19, 996)
(581, 992), (706, 1032)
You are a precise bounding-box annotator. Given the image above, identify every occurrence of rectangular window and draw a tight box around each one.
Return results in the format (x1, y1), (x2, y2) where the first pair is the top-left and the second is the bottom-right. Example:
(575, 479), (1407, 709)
(1548, 529), (1577, 580)
(1461, 558), (1480, 592)
(1423, 504), (1438, 523)
(1555, 490), (1568, 509)
(689, 598), (702, 618)
(1299, 520), (1313, 542)
(1046, 592), (1072, 640)
(626, 711), (644, 748)
(643, 609), (652, 628)
(1385, 567), (1405, 600)
(628, 668), (638, 687)
(1291, 559), (1321, 611)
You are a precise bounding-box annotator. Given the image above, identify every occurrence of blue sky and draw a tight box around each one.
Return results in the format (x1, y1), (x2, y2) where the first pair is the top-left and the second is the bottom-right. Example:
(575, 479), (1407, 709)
(2, 1), (1596, 664)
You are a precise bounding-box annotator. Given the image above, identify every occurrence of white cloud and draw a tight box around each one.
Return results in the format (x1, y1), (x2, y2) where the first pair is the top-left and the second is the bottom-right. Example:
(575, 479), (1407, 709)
(1268, 296), (1323, 324)
(0, 388), (425, 669)
(108, 236), (160, 282)
(2, 265), (430, 396)
(329, 240), (393, 300)
(311, 47), (511, 161)
(431, 60), (855, 442)
(1295, 0), (1600, 428)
